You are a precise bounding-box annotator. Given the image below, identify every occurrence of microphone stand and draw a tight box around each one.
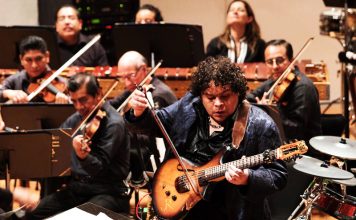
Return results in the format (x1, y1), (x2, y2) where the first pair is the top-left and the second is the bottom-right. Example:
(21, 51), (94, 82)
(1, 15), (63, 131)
(340, 0), (354, 138)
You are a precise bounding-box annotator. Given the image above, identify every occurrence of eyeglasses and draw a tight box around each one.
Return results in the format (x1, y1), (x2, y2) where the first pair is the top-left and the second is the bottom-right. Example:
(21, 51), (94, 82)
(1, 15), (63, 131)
(265, 56), (287, 66)
(119, 66), (143, 79)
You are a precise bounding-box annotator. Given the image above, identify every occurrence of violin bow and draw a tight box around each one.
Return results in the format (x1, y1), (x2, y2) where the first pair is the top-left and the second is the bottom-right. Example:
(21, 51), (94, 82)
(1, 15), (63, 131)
(116, 60), (163, 113)
(26, 34), (101, 102)
(70, 79), (119, 138)
(265, 37), (314, 104)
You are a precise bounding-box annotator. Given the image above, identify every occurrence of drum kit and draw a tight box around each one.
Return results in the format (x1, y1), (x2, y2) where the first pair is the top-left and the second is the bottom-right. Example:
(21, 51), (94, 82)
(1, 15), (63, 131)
(289, 136), (356, 220)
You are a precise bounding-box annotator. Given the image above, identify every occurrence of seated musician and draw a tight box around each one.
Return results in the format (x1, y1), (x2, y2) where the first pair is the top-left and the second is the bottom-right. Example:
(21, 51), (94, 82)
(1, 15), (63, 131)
(26, 72), (131, 219)
(206, 0), (266, 63)
(246, 39), (322, 147)
(135, 4), (164, 24)
(110, 51), (177, 184)
(0, 35), (69, 104)
(55, 4), (108, 67)
(125, 56), (287, 219)
(110, 50), (177, 111)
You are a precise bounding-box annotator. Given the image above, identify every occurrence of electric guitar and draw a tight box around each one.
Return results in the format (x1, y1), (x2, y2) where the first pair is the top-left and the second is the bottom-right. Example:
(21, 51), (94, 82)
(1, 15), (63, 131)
(152, 141), (308, 219)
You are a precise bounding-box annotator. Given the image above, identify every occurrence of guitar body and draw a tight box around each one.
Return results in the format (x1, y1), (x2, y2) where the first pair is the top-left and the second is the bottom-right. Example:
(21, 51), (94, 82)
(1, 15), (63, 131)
(151, 141), (307, 219)
(152, 149), (225, 219)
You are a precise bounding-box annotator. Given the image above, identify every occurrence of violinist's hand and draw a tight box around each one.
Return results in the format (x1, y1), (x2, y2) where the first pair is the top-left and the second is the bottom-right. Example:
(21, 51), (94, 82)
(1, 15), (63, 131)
(3, 90), (28, 103)
(55, 92), (70, 104)
(13, 186), (40, 211)
(225, 165), (249, 186)
(129, 89), (148, 117)
(73, 135), (91, 159)
(255, 92), (269, 104)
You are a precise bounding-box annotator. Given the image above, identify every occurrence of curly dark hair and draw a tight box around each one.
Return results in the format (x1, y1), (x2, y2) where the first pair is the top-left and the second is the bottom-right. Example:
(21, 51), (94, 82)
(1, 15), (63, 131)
(190, 56), (247, 105)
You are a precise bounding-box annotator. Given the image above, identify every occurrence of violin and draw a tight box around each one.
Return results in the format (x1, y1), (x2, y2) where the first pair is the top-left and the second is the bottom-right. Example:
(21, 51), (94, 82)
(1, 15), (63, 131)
(70, 79), (119, 144)
(27, 71), (66, 103)
(271, 70), (299, 103)
(82, 109), (106, 143)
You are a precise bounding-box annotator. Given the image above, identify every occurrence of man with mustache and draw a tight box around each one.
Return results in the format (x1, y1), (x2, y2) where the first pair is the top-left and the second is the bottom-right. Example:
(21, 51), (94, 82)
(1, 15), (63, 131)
(26, 72), (130, 219)
(55, 5), (108, 67)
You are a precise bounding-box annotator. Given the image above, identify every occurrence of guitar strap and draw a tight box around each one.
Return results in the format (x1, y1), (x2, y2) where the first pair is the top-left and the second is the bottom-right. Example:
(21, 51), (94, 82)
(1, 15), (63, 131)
(231, 100), (251, 149)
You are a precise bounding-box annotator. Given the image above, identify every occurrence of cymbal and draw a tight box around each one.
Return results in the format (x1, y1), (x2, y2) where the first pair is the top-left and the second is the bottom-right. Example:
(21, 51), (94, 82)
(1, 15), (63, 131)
(293, 155), (354, 180)
(331, 177), (356, 186)
(310, 136), (356, 159)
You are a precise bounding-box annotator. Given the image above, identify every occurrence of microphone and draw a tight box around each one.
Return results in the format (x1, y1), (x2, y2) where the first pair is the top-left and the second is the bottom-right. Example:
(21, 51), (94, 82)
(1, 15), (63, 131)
(338, 51), (356, 65)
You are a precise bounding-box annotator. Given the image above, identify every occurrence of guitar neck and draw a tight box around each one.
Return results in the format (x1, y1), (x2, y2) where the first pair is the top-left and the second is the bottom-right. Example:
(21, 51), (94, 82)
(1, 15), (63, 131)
(204, 149), (277, 181)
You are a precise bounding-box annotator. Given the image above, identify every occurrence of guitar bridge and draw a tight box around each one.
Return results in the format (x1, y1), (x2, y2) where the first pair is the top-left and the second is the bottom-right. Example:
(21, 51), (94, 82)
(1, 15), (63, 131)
(175, 176), (190, 193)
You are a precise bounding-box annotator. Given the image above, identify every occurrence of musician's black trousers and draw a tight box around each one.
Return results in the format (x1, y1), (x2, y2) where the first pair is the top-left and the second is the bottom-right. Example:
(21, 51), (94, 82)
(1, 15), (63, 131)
(183, 180), (270, 220)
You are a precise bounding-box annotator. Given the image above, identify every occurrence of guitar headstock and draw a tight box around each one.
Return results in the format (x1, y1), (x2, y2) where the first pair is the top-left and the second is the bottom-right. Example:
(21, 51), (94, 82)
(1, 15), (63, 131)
(276, 140), (308, 161)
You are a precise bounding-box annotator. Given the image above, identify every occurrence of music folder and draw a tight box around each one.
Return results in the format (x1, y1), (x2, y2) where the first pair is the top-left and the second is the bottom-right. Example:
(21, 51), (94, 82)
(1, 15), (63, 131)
(0, 25), (61, 69)
(0, 103), (75, 130)
(0, 128), (72, 179)
(109, 23), (205, 67)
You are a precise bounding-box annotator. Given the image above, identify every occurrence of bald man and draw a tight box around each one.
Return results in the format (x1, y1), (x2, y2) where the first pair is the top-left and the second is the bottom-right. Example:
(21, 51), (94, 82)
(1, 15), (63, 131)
(110, 51), (177, 185)
(110, 51), (177, 110)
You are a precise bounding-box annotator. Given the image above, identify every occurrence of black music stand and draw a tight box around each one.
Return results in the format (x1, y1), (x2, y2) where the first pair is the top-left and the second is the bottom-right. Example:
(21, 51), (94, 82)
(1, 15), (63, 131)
(0, 129), (72, 189)
(323, 0), (356, 8)
(0, 103), (75, 130)
(109, 23), (205, 67)
(0, 25), (61, 69)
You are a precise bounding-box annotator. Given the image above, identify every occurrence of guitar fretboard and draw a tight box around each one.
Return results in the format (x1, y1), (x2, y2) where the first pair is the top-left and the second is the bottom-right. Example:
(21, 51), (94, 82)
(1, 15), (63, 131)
(203, 149), (277, 181)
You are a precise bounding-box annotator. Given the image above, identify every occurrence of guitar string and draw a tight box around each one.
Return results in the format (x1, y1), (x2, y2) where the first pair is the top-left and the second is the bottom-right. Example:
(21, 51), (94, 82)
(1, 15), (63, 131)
(176, 145), (302, 186)
(176, 150), (280, 186)
(176, 156), (262, 186)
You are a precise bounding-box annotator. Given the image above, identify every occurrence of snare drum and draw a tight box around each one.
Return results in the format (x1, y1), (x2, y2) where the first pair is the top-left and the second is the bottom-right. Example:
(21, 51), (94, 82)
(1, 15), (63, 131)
(313, 188), (343, 218)
(320, 9), (344, 37)
(335, 195), (356, 220)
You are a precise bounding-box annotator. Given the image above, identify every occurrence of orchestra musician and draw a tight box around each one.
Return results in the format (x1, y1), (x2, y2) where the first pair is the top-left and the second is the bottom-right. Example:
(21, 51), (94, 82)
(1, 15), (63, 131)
(0, 35), (69, 104)
(125, 56), (287, 219)
(110, 51), (177, 111)
(55, 4), (109, 67)
(0, 35), (69, 131)
(246, 39), (322, 148)
(110, 51), (177, 185)
(135, 4), (164, 24)
(26, 72), (131, 219)
(206, 0), (266, 63)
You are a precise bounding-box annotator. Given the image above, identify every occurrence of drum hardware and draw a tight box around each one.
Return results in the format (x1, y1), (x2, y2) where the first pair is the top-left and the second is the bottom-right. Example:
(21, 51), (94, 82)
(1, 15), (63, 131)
(288, 155), (354, 220)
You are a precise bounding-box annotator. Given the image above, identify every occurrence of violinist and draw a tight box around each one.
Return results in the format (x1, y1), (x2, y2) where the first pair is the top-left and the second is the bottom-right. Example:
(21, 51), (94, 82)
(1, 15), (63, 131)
(27, 72), (131, 219)
(110, 51), (177, 186)
(125, 56), (287, 219)
(0, 35), (69, 104)
(246, 39), (321, 146)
